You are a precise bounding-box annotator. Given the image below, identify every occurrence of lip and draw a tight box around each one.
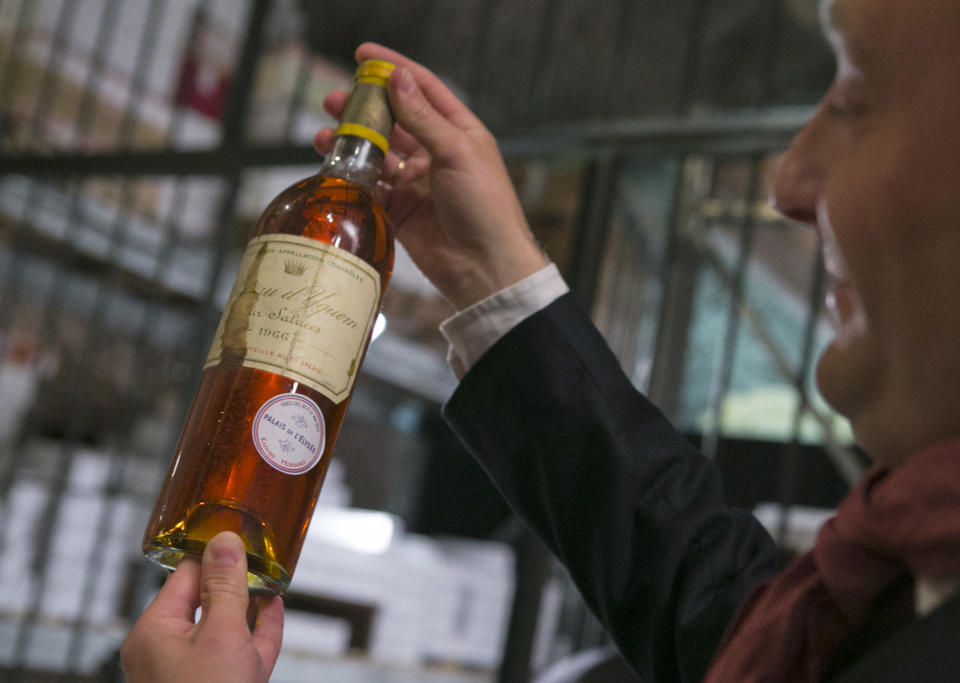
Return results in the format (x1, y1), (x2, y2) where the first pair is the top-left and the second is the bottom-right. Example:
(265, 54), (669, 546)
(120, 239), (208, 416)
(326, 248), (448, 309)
(818, 229), (854, 327)
(822, 246), (847, 283)
(825, 279), (855, 326)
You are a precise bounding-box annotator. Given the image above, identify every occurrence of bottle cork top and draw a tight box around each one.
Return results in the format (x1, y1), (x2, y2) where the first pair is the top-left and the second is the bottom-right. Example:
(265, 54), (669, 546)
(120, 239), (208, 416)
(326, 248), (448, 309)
(336, 60), (396, 154)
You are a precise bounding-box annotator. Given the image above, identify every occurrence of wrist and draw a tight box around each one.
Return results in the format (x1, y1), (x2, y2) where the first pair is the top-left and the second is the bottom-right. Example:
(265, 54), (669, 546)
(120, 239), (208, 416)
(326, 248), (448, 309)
(441, 263), (568, 378)
(445, 244), (550, 310)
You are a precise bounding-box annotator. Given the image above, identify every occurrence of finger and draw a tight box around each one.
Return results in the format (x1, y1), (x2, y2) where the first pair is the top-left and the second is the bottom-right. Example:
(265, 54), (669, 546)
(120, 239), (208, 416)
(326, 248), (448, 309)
(384, 65), (465, 164)
(374, 180), (392, 209)
(384, 124), (421, 159)
(140, 556), (202, 623)
(196, 531), (251, 633)
(313, 127), (336, 155)
(381, 154), (402, 185)
(355, 43), (477, 127)
(251, 596), (285, 670)
(322, 90), (349, 120)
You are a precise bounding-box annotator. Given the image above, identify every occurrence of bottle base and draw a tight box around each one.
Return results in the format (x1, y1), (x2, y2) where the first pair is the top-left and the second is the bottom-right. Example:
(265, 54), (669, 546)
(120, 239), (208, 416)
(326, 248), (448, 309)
(144, 541), (290, 596)
(143, 499), (291, 596)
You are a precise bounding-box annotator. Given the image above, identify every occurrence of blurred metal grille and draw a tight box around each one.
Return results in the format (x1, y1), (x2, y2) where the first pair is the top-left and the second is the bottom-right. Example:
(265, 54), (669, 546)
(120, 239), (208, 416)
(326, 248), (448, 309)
(0, 1), (267, 678)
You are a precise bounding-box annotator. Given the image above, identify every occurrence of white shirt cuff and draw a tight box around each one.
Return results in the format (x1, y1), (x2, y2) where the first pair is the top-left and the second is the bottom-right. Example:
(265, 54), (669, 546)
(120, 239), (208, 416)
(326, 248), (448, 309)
(440, 263), (569, 379)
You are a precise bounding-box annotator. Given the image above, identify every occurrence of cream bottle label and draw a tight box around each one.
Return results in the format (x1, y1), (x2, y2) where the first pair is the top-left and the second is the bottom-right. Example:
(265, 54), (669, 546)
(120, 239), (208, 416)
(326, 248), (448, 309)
(205, 233), (381, 404)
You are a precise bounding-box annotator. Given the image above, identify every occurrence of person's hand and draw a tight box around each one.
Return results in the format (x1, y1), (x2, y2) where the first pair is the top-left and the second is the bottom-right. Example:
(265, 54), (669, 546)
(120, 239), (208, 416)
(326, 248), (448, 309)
(314, 43), (549, 310)
(121, 532), (284, 683)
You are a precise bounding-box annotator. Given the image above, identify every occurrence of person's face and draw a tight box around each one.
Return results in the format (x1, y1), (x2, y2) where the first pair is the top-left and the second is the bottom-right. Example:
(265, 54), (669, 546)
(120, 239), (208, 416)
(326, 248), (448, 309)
(772, 0), (960, 465)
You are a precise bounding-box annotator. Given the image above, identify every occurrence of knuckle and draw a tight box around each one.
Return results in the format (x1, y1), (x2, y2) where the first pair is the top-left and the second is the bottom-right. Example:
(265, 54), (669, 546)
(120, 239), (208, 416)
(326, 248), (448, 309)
(474, 125), (497, 147)
(407, 96), (435, 126)
(441, 136), (472, 163)
(200, 571), (246, 602)
(198, 631), (240, 653)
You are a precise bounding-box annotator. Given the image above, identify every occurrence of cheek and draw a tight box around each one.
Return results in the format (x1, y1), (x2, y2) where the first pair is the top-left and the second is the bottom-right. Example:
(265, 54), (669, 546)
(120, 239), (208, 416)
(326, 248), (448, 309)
(823, 124), (958, 298)
(882, 99), (960, 236)
(821, 160), (899, 305)
(826, 136), (960, 373)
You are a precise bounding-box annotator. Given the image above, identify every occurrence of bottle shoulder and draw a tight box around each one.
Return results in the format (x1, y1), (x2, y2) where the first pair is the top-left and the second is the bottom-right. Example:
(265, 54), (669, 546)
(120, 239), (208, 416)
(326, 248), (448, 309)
(282, 173), (375, 200)
(253, 173), (393, 269)
(261, 174), (381, 220)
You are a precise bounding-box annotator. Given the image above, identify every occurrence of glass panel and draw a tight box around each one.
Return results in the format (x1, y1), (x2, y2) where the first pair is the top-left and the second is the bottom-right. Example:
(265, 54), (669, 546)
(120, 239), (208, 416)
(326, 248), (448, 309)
(507, 158), (583, 278)
(592, 156), (679, 389)
(672, 154), (853, 446)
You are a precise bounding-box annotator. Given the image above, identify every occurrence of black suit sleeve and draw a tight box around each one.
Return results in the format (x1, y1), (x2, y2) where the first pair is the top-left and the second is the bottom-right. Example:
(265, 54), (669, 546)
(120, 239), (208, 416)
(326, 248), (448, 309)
(442, 293), (778, 682)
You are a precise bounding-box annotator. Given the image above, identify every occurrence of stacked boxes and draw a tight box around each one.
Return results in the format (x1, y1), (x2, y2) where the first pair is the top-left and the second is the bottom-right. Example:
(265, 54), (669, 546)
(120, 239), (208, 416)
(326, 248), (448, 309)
(0, 447), (517, 674)
(288, 508), (516, 670)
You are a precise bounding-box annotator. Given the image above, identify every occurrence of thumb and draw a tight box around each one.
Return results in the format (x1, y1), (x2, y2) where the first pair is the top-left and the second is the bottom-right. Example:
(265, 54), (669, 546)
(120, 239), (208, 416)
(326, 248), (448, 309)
(197, 531), (250, 631)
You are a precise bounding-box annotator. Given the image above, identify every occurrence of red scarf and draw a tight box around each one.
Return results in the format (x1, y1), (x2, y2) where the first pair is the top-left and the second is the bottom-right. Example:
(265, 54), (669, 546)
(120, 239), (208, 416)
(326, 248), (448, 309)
(705, 440), (960, 682)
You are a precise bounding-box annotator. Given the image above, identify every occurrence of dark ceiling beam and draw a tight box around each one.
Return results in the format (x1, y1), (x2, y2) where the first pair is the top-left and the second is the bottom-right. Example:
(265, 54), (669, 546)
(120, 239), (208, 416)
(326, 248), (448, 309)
(0, 107), (813, 178)
(498, 107), (813, 157)
(0, 144), (323, 177)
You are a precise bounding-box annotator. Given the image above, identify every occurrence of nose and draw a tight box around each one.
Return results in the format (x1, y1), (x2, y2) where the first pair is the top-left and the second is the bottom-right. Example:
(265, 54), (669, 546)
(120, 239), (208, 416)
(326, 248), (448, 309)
(771, 106), (829, 226)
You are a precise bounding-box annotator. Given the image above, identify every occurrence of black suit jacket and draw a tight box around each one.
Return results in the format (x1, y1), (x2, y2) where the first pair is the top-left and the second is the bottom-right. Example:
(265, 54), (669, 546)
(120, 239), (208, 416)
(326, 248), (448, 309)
(443, 294), (960, 682)
(444, 294), (778, 681)
(824, 584), (960, 683)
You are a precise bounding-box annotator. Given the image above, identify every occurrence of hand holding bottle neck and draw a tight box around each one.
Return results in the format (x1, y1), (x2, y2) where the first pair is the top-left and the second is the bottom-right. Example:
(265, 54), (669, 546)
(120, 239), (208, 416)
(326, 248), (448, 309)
(320, 136), (384, 190)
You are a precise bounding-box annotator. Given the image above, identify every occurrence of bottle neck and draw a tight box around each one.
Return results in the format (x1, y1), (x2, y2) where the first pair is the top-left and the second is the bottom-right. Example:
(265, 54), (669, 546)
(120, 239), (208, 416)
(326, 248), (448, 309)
(319, 135), (385, 190)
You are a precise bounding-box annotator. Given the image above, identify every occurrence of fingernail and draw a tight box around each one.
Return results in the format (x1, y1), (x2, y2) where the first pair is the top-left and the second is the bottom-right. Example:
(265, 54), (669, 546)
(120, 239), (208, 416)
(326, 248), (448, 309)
(209, 532), (243, 567)
(395, 66), (415, 95)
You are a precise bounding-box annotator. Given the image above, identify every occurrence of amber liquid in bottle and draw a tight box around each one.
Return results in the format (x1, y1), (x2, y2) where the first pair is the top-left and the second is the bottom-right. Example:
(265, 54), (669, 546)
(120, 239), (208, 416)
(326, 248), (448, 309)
(143, 136), (394, 594)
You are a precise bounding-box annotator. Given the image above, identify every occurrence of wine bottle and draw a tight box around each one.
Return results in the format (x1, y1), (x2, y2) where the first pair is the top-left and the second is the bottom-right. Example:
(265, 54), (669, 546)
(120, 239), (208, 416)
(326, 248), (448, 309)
(143, 60), (396, 595)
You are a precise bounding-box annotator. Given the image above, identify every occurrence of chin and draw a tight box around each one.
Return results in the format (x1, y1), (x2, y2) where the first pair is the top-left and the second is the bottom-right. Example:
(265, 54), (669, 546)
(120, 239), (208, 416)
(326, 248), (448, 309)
(847, 420), (911, 469)
(814, 343), (866, 417)
(814, 341), (898, 464)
